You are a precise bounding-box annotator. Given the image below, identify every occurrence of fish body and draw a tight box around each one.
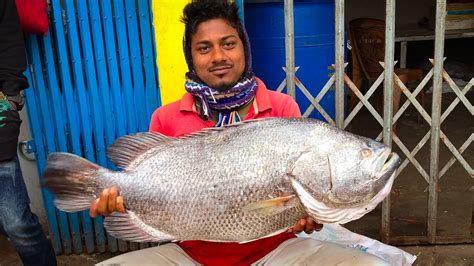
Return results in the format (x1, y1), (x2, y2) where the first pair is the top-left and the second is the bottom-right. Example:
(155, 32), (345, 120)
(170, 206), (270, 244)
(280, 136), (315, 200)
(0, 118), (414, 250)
(43, 118), (400, 243)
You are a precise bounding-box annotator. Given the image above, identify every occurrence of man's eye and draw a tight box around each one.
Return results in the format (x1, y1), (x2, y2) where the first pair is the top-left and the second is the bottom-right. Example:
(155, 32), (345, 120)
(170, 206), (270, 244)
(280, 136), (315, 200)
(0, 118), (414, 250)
(223, 42), (235, 49)
(198, 46), (210, 53)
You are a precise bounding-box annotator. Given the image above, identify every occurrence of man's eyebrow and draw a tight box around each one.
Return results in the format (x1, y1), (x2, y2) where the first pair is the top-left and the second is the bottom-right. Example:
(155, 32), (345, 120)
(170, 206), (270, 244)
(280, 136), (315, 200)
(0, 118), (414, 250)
(195, 40), (211, 46)
(221, 35), (238, 40)
(194, 35), (238, 46)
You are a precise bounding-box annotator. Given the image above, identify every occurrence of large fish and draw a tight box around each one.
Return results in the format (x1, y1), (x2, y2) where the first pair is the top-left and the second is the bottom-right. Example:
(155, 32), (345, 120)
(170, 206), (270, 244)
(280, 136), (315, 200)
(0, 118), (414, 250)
(43, 118), (400, 243)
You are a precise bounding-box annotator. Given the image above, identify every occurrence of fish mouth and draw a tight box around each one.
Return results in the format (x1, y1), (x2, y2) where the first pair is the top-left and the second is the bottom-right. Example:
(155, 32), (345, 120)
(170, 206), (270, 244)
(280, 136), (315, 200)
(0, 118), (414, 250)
(374, 151), (400, 182)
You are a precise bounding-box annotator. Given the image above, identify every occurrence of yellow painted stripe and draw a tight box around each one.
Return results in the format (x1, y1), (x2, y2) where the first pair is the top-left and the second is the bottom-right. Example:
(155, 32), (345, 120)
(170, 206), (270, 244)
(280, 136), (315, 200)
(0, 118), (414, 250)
(152, 0), (189, 105)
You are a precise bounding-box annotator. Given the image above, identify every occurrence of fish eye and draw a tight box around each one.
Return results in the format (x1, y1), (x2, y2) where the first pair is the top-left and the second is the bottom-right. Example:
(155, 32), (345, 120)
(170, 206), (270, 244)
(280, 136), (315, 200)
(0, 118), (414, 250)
(361, 149), (372, 158)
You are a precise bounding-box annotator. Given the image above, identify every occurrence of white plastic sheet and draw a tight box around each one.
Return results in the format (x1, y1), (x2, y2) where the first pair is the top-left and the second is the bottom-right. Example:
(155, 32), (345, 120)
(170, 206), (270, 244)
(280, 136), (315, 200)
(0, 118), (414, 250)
(297, 224), (417, 265)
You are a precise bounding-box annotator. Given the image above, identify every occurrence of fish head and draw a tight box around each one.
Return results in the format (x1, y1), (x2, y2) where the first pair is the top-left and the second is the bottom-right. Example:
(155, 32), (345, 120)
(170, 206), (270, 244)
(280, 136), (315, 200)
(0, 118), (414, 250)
(324, 137), (400, 206)
(291, 127), (401, 224)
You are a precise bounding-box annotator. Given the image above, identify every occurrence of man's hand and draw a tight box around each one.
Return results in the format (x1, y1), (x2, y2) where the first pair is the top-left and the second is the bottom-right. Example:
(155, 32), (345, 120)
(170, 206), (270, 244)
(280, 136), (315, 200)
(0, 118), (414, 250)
(89, 186), (125, 218)
(287, 217), (323, 234)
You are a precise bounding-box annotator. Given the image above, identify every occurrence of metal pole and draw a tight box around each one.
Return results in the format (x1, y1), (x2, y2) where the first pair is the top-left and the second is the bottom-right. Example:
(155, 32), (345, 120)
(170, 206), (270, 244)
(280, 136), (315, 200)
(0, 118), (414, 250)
(428, 0), (446, 244)
(381, 0), (396, 244)
(335, 0), (345, 128)
(284, 0), (296, 99)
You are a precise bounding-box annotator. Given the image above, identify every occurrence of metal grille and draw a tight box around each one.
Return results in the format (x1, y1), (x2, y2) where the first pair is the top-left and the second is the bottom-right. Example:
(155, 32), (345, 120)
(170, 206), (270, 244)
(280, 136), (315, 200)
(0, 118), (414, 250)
(281, 0), (473, 245)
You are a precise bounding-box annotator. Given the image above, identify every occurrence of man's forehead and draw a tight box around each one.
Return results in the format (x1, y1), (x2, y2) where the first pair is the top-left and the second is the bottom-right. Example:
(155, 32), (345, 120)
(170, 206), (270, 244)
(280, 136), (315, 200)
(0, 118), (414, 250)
(192, 18), (239, 42)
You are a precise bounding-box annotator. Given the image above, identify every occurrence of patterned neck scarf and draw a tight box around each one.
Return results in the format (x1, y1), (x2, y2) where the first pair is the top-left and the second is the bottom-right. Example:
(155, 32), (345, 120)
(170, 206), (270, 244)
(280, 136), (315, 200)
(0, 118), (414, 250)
(183, 21), (257, 126)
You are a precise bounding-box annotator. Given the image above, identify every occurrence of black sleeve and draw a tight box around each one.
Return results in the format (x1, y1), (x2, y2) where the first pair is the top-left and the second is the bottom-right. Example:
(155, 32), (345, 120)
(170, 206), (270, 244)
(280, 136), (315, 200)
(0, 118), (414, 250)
(0, 0), (28, 97)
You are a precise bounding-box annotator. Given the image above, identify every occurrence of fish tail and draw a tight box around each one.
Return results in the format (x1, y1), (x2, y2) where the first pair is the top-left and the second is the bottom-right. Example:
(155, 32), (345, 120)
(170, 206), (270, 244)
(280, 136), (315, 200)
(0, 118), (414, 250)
(43, 152), (107, 212)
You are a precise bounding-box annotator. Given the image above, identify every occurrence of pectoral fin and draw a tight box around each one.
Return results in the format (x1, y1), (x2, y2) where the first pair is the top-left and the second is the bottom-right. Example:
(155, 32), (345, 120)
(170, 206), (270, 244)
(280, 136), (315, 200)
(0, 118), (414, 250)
(242, 195), (298, 216)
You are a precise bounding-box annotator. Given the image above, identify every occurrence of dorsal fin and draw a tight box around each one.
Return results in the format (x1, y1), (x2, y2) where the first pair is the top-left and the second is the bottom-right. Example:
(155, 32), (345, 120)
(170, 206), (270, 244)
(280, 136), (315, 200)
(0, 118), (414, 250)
(107, 132), (171, 169)
(178, 118), (270, 141)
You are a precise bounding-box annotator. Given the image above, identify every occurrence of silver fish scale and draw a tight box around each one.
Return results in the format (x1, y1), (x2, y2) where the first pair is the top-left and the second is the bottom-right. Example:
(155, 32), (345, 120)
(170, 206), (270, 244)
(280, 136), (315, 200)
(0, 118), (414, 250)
(105, 118), (323, 242)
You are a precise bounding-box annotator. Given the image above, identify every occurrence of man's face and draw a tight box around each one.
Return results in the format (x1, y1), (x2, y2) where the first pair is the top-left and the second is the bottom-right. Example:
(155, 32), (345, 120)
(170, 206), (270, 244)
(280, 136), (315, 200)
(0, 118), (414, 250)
(191, 18), (245, 91)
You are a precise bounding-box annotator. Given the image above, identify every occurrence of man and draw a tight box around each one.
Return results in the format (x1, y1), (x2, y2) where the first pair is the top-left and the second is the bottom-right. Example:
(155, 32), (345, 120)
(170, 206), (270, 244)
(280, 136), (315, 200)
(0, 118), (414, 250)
(94, 1), (388, 265)
(0, 0), (57, 265)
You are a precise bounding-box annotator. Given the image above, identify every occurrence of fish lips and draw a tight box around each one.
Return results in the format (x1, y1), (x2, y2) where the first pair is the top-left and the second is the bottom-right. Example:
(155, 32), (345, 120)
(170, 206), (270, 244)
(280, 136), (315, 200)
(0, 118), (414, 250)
(373, 151), (401, 187)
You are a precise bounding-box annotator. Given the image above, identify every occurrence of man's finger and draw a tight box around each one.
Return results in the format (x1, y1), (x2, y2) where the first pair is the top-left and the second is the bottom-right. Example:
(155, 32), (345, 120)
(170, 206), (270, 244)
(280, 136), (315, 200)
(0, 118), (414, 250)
(293, 218), (306, 233)
(116, 196), (125, 213)
(304, 217), (316, 234)
(314, 222), (323, 231)
(96, 188), (110, 215)
(108, 187), (117, 213)
(89, 198), (100, 218)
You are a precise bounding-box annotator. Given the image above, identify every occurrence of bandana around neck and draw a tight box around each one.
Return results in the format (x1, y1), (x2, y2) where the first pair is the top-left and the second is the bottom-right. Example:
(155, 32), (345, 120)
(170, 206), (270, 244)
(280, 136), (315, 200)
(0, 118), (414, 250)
(184, 76), (258, 124)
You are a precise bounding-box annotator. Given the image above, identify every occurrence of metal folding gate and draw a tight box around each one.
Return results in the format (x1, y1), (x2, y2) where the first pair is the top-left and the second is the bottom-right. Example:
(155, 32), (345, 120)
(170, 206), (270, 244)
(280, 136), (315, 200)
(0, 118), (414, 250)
(25, 0), (159, 254)
(279, 0), (473, 245)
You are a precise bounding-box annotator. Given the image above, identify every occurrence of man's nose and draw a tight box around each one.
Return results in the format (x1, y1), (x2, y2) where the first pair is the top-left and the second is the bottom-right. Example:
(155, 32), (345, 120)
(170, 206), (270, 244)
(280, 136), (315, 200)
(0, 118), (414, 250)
(211, 47), (227, 63)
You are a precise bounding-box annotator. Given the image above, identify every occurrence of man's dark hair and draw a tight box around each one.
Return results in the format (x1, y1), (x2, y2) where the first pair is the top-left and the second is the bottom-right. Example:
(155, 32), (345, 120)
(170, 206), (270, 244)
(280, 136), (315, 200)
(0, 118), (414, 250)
(181, 0), (249, 75)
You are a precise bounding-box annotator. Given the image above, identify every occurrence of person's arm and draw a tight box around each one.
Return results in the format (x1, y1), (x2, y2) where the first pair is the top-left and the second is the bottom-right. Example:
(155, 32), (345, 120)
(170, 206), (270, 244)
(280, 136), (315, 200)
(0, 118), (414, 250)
(0, 0), (28, 110)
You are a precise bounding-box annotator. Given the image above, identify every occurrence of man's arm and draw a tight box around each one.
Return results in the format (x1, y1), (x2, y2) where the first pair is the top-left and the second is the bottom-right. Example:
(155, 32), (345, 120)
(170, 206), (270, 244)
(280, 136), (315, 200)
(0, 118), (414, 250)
(0, 0), (28, 110)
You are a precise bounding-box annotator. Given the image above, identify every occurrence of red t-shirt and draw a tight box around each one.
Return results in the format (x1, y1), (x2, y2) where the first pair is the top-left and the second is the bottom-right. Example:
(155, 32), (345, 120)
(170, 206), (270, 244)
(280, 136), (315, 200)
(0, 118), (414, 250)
(149, 78), (301, 265)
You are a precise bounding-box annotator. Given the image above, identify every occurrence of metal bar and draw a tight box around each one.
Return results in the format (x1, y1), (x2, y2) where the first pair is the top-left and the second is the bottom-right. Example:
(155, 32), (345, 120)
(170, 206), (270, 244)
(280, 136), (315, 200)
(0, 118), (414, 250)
(101, 0), (126, 141)
(301, 69), (336, 120)
(125, 0), (148, 132)
(82, 0), (117, 253)
(440, 79), (473, 122)
(393, 135), (430, 182)
(428, 0), (447, 244)
(24, 44), (62, 254)
(335, 0), (345, 128)
(284, 0), (295, 99)
(64, 0), (97, 253)
(76, 0), (108, 253)
(393, 75), (432, 124)
(439, 131), (473, 175)
(344, 74), (384, 126)
(100, 0), (126, 251)
(39, 29), (73, 253)
(115, 0), (137, 134)
(400, 41), (407, 68)
(439, 134), (473, 178)
(441, 70), (474, 114)
(392, 68), (434, 123)
(343, 72), (384, 128)
(138, 0), (161, 120)
(382, 0), (396, 244)
(50, 0), (83, 253)
(297, 78), (335, 124)
(392, 131), (431, 179)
